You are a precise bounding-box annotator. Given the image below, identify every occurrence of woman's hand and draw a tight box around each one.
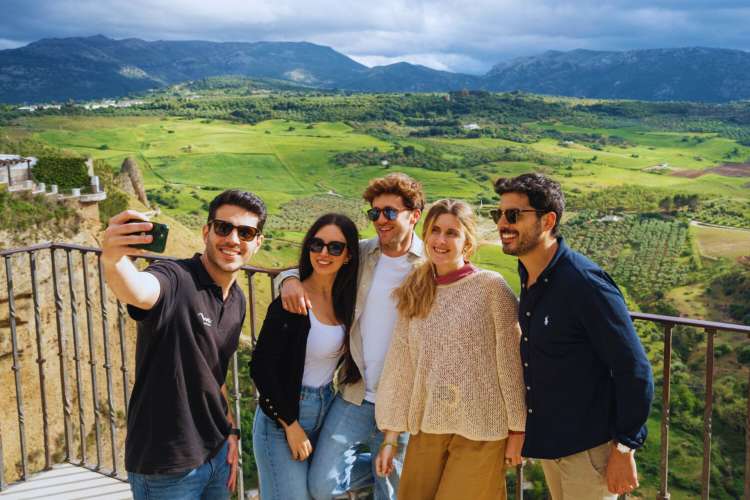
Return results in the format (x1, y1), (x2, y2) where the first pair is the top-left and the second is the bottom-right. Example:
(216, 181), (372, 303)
(283, 421), (313, 461)
(375, 431), (400, 477)
(505, 432), (525, 467)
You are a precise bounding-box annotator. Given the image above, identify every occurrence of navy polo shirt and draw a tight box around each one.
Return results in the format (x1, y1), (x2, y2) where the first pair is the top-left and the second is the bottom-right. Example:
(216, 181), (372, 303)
(518, 237), (654, 459)
(125, 254), (245, 474)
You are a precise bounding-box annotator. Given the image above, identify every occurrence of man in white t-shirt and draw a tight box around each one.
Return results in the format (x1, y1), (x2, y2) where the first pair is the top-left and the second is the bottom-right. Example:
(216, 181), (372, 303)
(278, 172), (424, 500)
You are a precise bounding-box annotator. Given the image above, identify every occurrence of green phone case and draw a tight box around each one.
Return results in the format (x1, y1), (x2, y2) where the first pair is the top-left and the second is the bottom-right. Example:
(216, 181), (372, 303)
(127, 220), (169, 253)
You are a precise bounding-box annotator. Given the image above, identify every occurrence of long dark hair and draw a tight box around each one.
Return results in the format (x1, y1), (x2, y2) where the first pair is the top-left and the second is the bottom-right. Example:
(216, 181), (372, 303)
(299, 213), (361, 384)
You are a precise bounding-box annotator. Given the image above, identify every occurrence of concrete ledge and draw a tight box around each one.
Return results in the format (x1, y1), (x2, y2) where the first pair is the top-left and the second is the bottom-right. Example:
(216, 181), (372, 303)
(79, 192), (108, 202)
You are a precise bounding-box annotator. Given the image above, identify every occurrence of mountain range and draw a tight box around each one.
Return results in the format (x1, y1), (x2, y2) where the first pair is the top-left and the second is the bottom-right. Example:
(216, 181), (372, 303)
(1, 35), (750, 103)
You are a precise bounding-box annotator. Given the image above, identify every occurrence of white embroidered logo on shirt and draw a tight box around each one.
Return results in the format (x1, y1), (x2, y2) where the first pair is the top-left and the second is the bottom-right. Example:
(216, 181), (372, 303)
(198, 312), (213, 327)
(544, 315), (550, 326)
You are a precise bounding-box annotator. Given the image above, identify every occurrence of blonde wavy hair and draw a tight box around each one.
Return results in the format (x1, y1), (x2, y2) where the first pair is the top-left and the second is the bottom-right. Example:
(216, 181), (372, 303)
(394, 199), (478, 319)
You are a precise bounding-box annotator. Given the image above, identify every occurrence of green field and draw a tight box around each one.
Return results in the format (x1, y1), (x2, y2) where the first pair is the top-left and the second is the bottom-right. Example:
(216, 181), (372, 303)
(692, 223), (750, 260)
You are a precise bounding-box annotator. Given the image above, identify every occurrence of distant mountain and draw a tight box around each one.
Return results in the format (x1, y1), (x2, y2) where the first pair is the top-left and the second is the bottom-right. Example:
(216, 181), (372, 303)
(335, 62), (480, 92)
(0, 35), (369, 103)
(0, 35), (480, 103)
(484, 47), (750, 102)
(2, 36), (750, 103)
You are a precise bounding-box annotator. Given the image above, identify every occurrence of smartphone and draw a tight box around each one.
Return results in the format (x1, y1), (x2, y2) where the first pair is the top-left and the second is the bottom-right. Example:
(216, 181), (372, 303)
(126, 219), (169, 253)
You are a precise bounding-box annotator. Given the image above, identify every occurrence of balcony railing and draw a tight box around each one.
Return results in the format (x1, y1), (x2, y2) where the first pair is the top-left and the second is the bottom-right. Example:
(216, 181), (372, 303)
(0, 242), (748, 499)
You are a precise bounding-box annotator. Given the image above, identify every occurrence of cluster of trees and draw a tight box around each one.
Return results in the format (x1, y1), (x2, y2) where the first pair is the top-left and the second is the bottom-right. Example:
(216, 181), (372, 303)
(334, 141), (569, 173)
(544, 129), (632, 149)
(710, 269), (750, 325)
(658, 193), (700, 212)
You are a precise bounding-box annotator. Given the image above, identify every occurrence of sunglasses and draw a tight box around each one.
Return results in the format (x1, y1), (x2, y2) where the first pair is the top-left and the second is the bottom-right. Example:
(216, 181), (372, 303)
(366, 206), (409, 222)
(489, 208), (545, 224)
(208, 219), (260, 241)
(308, 237), (347, 257)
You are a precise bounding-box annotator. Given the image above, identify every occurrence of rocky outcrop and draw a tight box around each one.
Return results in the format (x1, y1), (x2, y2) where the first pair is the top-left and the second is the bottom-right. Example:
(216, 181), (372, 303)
(117, 157), (148, 206)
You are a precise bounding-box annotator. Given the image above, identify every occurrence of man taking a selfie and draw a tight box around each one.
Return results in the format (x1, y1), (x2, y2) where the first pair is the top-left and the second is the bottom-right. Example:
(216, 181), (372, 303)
(101, 189), (266, 499)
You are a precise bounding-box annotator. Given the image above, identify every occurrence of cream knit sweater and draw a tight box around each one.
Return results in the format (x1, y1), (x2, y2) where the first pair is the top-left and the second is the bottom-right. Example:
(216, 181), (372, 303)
(375, 269), (526, 441)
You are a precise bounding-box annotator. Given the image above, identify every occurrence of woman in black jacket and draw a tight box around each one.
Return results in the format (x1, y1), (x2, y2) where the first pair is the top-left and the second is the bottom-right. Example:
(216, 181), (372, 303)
(250, 213), (360, 500)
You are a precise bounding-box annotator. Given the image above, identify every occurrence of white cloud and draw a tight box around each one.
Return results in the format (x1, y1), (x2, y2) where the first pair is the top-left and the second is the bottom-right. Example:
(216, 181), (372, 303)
(0, 39), (26, 50)
(1, 0), (749, 74)
(349, 52), (488, 74)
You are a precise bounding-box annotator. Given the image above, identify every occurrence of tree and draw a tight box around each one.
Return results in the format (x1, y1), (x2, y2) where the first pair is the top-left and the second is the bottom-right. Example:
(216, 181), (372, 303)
(659, 197), (673, 213)
(687, 194), (700, 211)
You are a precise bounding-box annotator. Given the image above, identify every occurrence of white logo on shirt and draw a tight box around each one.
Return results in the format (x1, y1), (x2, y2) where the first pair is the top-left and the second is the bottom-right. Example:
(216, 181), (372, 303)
(544, 315), (550, 326)
(198, 312), (212, 327)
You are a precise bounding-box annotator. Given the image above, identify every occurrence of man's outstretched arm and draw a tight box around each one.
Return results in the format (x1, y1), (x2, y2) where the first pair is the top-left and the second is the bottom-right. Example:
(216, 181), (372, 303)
(101, 210), (161, 310)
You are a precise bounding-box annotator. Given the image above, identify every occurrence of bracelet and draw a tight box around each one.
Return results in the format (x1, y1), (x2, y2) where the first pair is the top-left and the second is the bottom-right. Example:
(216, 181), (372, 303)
(229, 428), (241, 437)
(379, 441), (399, 452)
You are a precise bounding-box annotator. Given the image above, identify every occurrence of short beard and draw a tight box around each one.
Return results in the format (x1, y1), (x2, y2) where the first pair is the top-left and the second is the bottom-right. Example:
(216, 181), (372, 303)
(502, 220), (544, 256)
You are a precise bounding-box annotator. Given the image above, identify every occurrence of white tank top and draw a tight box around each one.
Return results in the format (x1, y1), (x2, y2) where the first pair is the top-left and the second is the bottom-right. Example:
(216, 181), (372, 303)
(302, 308), (345, 388)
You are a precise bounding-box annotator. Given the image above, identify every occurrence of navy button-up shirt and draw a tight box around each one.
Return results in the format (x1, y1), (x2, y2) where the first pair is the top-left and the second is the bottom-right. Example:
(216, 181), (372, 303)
(519, 237), (654, 459)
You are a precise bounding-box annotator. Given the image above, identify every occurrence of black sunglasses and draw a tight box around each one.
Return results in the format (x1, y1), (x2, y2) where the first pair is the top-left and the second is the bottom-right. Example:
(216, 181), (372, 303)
(366, 206), (409, 222)
(489, 208), (545, 224)
(308, 237), (347, 257)
(208, 219), (260, 241)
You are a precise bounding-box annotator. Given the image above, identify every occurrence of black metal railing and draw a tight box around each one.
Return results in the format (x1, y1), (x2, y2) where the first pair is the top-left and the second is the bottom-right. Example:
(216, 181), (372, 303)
(0, 242), (749, 500)
(0, 242), (280, 498)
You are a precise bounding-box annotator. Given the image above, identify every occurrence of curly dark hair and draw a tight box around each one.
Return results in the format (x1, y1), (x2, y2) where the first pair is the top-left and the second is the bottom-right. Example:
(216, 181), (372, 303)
(493, 173), (565, 236)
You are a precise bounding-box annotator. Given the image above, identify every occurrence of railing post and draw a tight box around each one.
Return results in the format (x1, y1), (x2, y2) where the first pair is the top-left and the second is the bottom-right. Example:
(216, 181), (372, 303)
(0, 422), (5, 490)
(81, 251), (103, 469)
(117, 300), (131, 419)
(658, 324), (673, 500)
(745, 338), (750, 500)
(231, 352), (244, 498)
(51, 247), (73, 461)
(4, 255), (28, 480)
(29, 251), (52, 470)
(97, 255), (119, 476)
(66, 249), (87, 464)
(701, 329), (716, 500)
(515, 464), (523, 500)
(246, 271), (258, 347)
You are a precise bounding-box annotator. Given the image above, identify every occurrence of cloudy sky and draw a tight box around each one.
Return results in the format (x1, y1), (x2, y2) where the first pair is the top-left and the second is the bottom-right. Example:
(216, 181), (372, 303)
(2, 0), (749, 74)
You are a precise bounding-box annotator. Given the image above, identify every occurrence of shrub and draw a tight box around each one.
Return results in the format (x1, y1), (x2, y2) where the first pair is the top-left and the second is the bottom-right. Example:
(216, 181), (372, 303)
(737, 345), (750, 366)
(0, 189), (76, 232)
(33, 157), (90, 191)
(98, 189), (129, 226)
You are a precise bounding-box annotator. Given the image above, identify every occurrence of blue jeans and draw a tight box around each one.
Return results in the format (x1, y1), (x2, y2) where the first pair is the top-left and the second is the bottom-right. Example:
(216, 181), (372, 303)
(253, 384), (335, 500)
(308, 394), (408, 500)
(128, 440), (230, 500)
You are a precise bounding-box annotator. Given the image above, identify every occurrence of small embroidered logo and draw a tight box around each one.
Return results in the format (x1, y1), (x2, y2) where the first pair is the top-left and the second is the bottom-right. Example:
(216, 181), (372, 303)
(544, 316), (549, 326)
(198, 312), (212, 327)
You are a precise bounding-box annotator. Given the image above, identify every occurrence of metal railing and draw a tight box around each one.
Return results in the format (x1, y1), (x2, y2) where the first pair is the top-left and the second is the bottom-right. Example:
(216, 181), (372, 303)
(0, 242), (280, 498)
(0, 242), (749, 499)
